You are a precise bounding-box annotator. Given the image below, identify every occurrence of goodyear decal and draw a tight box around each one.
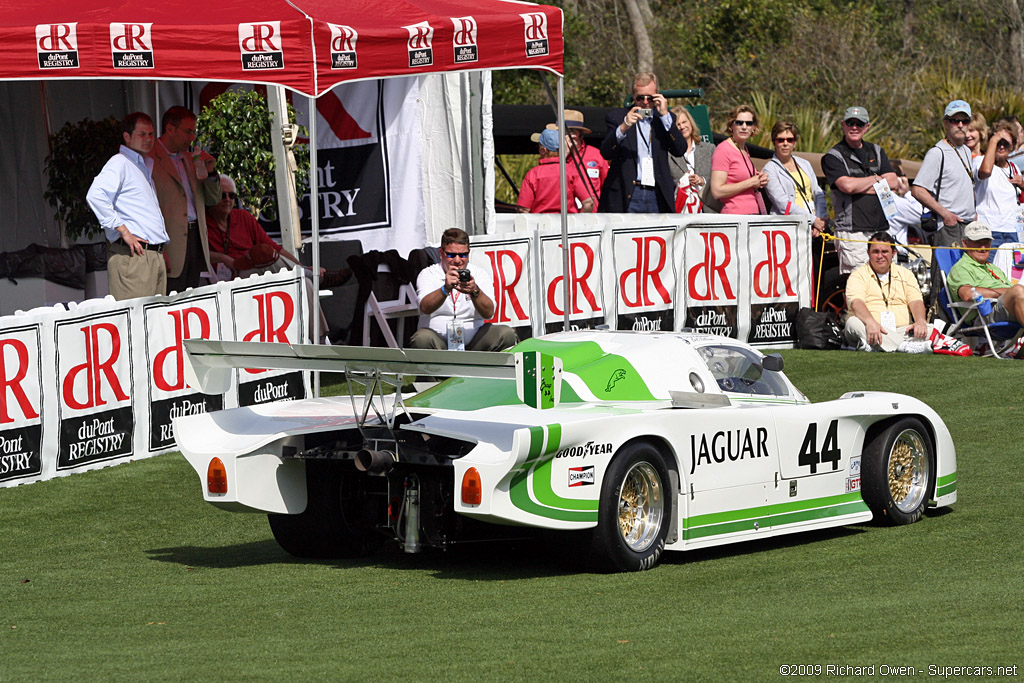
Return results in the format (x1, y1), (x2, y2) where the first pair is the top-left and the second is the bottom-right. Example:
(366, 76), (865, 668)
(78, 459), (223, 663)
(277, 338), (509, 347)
(508, 424), (599, 522)
(682, 493), (870, 540)
(935, 471), (957, 498)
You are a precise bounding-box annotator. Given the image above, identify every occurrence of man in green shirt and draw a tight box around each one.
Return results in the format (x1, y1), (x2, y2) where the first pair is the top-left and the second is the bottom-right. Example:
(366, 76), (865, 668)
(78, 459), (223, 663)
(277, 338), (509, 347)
(947, 221), (1024, 357)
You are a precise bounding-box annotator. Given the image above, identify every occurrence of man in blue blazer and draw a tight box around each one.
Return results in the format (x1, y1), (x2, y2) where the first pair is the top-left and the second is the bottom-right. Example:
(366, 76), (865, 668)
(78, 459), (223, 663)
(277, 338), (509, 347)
(599, 72), (687, 213)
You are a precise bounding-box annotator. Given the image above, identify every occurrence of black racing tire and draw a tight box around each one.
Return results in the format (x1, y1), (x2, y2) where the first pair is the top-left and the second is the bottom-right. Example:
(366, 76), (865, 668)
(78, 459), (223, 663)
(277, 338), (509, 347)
(267, 460), (384, 558)
(861, 418), (935, 526)
(588, 441), (672, 572)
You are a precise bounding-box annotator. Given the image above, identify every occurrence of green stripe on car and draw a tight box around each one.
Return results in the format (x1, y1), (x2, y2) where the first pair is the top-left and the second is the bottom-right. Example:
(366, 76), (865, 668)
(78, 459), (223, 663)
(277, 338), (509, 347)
(509, 424), (597, 522)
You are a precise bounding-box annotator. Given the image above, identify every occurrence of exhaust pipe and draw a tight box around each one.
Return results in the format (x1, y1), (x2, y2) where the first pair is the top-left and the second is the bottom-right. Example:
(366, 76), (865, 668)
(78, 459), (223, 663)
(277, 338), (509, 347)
(354, 449), (397, 474)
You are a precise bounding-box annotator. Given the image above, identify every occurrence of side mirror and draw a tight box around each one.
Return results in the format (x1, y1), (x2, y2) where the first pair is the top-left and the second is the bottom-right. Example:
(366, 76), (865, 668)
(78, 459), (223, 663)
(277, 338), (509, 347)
(762, 353), (784, 372)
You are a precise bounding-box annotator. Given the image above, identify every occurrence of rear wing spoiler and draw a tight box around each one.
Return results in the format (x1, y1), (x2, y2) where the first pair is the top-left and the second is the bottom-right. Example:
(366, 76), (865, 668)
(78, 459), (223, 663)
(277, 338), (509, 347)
(183, 340), (563, 409)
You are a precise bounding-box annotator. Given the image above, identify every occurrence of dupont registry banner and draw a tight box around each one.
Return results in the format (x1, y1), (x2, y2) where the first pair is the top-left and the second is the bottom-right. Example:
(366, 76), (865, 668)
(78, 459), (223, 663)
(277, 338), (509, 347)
(0, 269), (310, 489)
(474, 214), (812, 343)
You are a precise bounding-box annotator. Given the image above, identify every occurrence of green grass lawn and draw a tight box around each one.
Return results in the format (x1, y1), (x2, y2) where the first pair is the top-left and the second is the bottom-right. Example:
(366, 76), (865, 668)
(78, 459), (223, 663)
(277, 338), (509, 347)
(3, 351), (1023, 680)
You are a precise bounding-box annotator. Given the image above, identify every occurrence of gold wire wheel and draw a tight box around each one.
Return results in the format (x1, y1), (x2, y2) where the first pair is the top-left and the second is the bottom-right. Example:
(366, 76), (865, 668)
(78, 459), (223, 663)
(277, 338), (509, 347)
(616, 461), (665, 552)
(887, 429), (930, 513)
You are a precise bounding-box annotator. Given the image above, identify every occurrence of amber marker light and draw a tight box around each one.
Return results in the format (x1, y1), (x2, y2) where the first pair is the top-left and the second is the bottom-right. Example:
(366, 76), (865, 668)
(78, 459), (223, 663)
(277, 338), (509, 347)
(461, 467), (482, 505)
(207, 457), (228, 494)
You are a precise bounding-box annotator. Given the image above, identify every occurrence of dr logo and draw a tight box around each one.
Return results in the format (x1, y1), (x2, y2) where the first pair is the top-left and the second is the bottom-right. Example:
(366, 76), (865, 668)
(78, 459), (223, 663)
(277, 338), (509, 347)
(111, 23), (150, 51)
(61, 323), (130, 411)
(521, 12), (549, 57)
(240, 23), (279, 52)
(241, 291), (295, 374)
(404, 21), (434, 67)
(239, 22), (284, 70)
(153, 308), (212, 392)
(451, 16), (479, 63)
(753, 230), (796, 299)
(328, 24), (358, 69)
(109, 22), (154, 69)
(686, 232), (736, 302)
(0, 337), (39, 423)
(547, 242), (601, 316)
(486, 249), (527, 324)
(619, 236), (671, 308)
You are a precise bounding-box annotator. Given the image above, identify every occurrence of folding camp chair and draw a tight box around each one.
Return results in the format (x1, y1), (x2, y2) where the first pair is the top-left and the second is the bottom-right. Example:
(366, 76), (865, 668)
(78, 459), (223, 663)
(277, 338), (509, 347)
(934, 247), (1023, 358)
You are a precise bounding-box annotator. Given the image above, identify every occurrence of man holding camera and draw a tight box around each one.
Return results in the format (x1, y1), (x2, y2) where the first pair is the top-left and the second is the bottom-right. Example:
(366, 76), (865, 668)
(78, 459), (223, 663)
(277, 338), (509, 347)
(598, 71), (686, 213)
(409, 228), (518, 352)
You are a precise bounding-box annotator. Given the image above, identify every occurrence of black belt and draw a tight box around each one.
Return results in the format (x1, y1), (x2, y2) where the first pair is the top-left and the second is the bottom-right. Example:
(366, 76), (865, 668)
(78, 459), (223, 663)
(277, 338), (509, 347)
(633, 181), (655, 188)
(187, 220), (199, 229)
(114, 238), (164, 253)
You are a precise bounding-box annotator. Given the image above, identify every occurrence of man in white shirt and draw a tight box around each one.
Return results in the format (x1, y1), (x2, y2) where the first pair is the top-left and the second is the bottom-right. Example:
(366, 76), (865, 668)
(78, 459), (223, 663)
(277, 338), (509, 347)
(85, 112), (169, 300)
(410, 228), (518, 351)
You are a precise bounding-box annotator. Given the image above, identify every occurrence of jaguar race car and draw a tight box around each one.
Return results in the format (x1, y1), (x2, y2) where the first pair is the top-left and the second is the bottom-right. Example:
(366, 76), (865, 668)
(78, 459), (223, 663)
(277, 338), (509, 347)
(176, 331), (957, 572)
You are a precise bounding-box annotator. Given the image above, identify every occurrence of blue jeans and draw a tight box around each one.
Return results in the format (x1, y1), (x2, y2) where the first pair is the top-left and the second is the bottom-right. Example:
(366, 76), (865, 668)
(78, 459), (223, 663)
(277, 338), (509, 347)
(628, 186), (659, 213)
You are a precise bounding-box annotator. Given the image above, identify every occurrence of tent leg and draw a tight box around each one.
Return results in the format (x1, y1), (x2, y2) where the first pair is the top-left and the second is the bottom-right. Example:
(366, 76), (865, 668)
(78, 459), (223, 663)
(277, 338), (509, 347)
(308, 95), (321, 397)
(557, 76), (569, 331)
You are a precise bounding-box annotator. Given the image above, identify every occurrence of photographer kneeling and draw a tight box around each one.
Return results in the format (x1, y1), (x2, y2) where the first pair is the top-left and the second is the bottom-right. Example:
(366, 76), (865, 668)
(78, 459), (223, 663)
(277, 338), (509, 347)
(409, 228), (518, 352)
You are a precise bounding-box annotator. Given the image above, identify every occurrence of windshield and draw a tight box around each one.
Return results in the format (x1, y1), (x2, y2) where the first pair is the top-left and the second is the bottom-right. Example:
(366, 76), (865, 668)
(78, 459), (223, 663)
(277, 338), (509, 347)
(696, 344), (790, 397)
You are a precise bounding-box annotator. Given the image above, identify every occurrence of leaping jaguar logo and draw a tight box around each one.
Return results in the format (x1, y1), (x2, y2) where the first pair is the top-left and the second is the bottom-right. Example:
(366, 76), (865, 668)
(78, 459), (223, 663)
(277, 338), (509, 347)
(605, 369), (626, 392)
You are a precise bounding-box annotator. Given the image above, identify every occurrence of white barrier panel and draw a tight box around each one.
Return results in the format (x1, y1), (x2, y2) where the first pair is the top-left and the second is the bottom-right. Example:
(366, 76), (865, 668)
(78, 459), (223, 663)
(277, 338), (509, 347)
(0, 269), (311, 488)
(475, 213), (812, 344)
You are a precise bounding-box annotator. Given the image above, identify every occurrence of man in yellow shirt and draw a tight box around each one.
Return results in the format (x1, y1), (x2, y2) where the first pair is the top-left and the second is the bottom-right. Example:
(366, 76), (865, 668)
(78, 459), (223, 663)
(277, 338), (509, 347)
(844, 231), (970, 355)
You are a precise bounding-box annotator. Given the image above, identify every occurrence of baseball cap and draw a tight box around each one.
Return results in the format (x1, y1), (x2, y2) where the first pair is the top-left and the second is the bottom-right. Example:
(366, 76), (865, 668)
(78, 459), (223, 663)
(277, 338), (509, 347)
(531, 128), (560, 151)
(843, 106), (870, 124)
(944, 100), (972, 118)
(963, 221), (992, 241)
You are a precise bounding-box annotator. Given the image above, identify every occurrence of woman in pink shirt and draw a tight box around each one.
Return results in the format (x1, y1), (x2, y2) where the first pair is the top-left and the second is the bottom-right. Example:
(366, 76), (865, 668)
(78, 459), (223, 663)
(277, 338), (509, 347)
(709, 104), (769, 214)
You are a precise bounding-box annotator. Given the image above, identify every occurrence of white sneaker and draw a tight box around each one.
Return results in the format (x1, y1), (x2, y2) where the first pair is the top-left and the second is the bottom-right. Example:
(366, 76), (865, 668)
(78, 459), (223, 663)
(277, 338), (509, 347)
(896, 339), (931, 354)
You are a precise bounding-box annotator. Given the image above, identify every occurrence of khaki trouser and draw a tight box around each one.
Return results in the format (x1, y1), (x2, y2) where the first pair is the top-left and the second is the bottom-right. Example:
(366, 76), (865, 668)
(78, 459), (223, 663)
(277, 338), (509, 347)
(107, 245), (167, 301)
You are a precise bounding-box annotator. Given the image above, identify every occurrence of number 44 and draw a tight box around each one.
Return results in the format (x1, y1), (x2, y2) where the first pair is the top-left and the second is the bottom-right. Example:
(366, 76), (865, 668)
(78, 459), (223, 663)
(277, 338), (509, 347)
(798, 420), (841, 474)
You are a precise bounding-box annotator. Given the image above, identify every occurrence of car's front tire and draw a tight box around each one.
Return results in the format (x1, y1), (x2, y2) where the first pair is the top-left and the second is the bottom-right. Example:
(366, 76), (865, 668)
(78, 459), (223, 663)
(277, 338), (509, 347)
(268, 460), (384, 558)
(588, 442), (671, 572)
(862, 418), (934, 525)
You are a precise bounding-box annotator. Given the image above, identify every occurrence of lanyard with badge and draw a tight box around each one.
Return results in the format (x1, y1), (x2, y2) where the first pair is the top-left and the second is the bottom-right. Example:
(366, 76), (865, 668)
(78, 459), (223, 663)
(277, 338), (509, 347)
(637, 119), (656, 187)
(875, 271), (897, 330)
(446, 287), (465, 351)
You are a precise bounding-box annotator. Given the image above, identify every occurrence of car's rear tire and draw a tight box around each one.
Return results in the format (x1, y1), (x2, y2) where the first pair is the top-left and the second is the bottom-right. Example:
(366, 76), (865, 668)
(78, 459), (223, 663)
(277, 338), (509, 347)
(588, 442), (671, 572)
(268, 460), (384, 558)
(862, 418), (934, 525)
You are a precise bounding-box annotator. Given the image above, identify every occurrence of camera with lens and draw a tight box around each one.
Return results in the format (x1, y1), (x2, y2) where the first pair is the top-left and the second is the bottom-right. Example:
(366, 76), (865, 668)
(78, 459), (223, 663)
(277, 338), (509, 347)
(457, 268), (471, 283)
(638, 108), (652, 119)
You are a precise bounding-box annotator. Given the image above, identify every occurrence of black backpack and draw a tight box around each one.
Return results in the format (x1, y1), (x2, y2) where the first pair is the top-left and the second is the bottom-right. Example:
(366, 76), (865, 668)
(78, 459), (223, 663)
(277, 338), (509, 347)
(794, 307), (843, 350)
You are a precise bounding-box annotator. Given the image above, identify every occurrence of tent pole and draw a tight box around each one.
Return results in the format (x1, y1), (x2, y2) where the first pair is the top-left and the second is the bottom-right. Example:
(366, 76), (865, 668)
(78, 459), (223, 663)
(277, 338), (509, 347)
(558, 75), (569, 331)
(309, 95), (321, 397)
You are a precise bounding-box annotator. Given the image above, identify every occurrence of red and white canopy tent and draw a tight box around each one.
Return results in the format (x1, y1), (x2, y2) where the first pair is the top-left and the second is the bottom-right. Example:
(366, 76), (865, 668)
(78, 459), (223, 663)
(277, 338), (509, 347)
(0, 0), (575, 326)
(0, 0), (563, 95)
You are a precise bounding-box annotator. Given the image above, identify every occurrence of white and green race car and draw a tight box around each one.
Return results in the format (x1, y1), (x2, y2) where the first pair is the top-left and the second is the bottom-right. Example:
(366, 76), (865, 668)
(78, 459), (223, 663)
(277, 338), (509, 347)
(176, 330), (957, 572)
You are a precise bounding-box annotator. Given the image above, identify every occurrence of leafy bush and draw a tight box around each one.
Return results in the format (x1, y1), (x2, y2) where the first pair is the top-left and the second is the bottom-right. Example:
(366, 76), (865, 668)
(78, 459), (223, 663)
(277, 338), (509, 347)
(44, 117), (122, 241)
(196, 90), (310, 220)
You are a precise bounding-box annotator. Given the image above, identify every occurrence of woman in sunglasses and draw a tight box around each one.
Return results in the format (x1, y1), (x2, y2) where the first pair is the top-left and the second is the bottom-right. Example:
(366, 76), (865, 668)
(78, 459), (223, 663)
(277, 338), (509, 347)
(709, 104), (769, 214)
(974, 120), (1024, 251)
(763, 121), (827, 236)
